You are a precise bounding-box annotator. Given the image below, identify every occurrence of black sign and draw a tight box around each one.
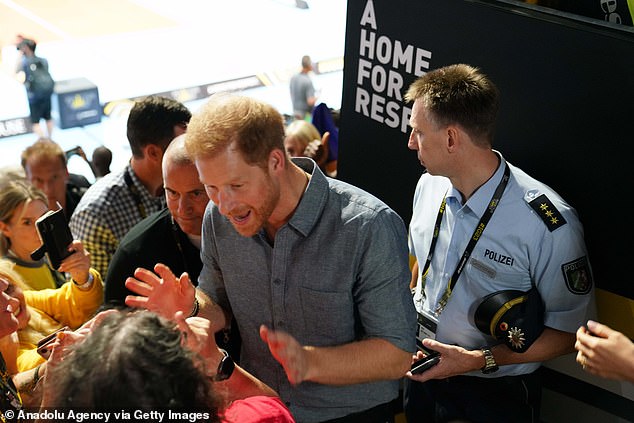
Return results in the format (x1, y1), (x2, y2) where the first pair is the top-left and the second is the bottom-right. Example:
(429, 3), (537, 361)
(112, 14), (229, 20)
(339, 0), (634, 299)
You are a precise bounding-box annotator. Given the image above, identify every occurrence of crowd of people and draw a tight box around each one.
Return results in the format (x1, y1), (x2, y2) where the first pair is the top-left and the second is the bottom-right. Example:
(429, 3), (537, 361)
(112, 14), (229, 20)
(0, 61), (628, 423)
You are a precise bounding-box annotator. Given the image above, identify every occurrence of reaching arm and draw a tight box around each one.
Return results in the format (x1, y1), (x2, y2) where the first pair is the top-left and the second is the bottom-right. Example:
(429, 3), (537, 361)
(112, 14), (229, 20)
(260, 325), (411, 385)
(13, 362), (45, 407)
(176, 313), (277, 408)
(408, 327), (574, 382)
(575, 320), (634, 382)
(125, 263), (228, 332)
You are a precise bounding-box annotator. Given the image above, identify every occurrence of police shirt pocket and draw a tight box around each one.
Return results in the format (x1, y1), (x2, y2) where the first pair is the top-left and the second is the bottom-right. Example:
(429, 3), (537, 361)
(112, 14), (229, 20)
(299, 287), (354, 346)
(469, 258), (531, 291)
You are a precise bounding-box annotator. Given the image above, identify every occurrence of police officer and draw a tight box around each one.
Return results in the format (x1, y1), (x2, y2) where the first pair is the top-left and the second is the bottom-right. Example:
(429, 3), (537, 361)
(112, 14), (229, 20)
(403, 64), (594, 423)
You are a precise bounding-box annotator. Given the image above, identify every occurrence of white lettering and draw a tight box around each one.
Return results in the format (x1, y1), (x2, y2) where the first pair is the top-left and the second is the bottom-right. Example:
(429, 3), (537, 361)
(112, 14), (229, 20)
(414, 48), (432, 76)
(357, 58), (372, 85)
(387, 70), (404, 99)
(355, 87), (412, 134)
(370, 64), (387, 93)
(393, 41), (414, 74)
(355, 86), (370, 115)
(376, 35), (392, 64)
(370, 93), (385, 123)
(360, 0), (377, 29)
(359, 28), (375, 59)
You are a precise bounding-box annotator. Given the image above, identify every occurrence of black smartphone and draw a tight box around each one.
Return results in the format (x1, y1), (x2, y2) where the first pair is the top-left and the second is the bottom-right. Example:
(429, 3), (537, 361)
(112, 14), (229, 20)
(36, 326), (70, 359)
(410, 350), (440, 374)
(31, 206), (74, 269)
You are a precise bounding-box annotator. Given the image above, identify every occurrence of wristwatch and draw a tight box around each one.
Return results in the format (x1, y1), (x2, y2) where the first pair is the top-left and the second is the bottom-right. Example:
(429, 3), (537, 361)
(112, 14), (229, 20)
(212, 349), (235, 382)
(481, 347), (499, 374)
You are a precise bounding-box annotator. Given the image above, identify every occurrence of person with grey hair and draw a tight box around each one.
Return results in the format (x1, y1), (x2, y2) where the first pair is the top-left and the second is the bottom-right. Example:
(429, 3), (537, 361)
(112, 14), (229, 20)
(289, 55), (317, 120)
(40, 309), (294, 422)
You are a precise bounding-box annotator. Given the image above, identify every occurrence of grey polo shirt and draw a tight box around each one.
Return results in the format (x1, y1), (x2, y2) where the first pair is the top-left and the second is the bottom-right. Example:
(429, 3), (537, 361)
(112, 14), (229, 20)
(198, 158), (416, 422)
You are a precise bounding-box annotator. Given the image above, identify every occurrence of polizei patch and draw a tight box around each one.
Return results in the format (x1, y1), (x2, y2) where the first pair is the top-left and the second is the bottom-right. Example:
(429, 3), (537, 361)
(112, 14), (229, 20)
(562, 256), (592, 294)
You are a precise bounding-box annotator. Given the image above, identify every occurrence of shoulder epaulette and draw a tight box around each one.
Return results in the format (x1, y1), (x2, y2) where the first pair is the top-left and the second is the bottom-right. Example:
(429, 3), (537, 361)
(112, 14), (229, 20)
(527, 194), (567, 232)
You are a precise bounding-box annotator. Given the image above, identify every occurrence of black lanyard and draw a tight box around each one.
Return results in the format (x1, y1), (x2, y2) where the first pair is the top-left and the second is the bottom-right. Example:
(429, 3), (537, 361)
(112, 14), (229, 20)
(421, 163), (510, 315)
(123, 168), (147, 219)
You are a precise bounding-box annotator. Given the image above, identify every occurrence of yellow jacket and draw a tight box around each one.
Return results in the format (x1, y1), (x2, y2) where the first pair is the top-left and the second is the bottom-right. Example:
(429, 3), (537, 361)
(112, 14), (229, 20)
(18, 268), (104, 372)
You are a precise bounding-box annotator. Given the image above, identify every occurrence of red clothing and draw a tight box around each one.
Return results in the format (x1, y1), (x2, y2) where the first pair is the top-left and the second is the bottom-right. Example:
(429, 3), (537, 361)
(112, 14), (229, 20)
(222, 396), (295, 423)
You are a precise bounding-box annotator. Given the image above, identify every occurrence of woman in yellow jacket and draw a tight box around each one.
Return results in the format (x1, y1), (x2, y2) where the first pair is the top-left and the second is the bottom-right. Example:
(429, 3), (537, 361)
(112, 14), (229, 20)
(0, 245), (103, 373)
(0, 179), (67, 291)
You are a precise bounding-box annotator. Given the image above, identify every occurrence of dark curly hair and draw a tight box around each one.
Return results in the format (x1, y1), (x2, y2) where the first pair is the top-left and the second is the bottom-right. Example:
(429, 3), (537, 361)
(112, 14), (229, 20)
(47, 310), (220, 422)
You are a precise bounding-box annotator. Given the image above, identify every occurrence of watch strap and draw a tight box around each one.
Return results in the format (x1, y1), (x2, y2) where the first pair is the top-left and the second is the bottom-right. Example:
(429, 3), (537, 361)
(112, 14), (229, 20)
(480, 347), (499, 374)
(212, 349), (235, 382)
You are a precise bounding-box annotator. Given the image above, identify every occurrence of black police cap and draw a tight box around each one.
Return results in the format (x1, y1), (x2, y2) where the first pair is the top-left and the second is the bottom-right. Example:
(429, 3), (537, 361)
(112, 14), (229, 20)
(474, 288), (545, 353)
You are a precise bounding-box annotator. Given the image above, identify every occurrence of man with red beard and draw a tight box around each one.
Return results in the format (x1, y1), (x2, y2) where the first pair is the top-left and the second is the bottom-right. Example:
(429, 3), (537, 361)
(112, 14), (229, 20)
(126, 94), (416, 423)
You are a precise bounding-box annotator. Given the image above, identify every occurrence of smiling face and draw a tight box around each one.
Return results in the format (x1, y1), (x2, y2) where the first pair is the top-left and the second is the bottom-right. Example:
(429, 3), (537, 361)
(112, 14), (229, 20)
(0, 199), (49, 261)
(163, 161), (209, 236)
(196, 145), (280, 238)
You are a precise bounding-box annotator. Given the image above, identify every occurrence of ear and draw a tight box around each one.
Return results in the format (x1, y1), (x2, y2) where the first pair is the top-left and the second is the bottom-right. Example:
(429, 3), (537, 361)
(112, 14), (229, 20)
(145, 144), (164, 164)
(268, 149), (287, 174)
(446, 125), (460, 152)
(0, 221), (10, 238)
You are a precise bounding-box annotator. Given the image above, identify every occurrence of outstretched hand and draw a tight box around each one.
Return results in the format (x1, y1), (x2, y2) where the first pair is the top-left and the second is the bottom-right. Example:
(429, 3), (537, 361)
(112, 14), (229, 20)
(260, 325), (311, 385)
(125, 263), (196, 320)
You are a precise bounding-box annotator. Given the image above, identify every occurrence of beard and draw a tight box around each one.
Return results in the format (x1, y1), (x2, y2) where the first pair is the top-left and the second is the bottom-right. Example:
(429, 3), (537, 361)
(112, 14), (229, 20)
(230, 175), (280, 238)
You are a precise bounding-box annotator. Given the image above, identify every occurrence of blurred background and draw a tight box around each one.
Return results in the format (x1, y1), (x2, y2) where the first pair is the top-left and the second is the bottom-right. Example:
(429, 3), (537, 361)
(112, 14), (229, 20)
(0, 0), (346, 181)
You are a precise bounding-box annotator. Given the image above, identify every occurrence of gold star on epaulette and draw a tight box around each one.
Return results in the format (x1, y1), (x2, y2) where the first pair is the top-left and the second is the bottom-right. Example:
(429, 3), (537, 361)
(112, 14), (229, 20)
(528, 194), (567, 232)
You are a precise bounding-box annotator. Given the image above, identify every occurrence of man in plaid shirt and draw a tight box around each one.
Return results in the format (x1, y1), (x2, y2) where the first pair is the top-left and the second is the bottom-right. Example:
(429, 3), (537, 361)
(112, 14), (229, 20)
(70, 96), (191, 278)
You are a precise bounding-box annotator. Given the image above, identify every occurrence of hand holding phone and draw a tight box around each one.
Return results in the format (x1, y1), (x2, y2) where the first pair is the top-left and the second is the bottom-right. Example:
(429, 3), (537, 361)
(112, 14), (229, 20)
(31, 205), (74, 269)
(410, 350), (440, 375)
(36, 326), (70, 359)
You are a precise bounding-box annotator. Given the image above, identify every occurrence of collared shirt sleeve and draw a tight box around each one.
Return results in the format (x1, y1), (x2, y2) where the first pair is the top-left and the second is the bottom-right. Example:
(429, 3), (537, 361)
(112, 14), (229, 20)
(529, 208), (595, 333)
(70, 208), (118, 278)
(354, 206), (417, 353)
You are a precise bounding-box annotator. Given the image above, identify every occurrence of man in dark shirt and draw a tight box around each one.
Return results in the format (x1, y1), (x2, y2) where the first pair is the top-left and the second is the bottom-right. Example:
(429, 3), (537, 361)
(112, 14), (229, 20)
(104, 134), (207, 304)
(21, 138), (90, 222)
(104, 134), (240, 356)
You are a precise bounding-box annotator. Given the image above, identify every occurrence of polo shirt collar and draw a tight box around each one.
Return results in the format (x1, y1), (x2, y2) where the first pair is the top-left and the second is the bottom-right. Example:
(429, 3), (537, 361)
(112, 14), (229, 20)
(287, 157), (329, 237)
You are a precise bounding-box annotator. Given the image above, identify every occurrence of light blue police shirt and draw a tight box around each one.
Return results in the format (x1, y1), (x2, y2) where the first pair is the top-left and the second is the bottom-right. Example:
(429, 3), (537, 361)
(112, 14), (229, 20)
(409, 153), (594, 377)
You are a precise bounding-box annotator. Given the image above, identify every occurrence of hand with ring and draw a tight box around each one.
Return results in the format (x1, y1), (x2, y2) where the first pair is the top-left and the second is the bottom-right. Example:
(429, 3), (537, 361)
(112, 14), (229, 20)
(575, 320), (634, 382)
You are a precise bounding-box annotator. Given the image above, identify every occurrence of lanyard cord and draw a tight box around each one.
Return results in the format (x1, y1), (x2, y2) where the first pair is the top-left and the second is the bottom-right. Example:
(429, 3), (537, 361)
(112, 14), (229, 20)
(124, 168), (148, 219)
(170, 216), (189, 274)
(421, 163), (511, 315)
